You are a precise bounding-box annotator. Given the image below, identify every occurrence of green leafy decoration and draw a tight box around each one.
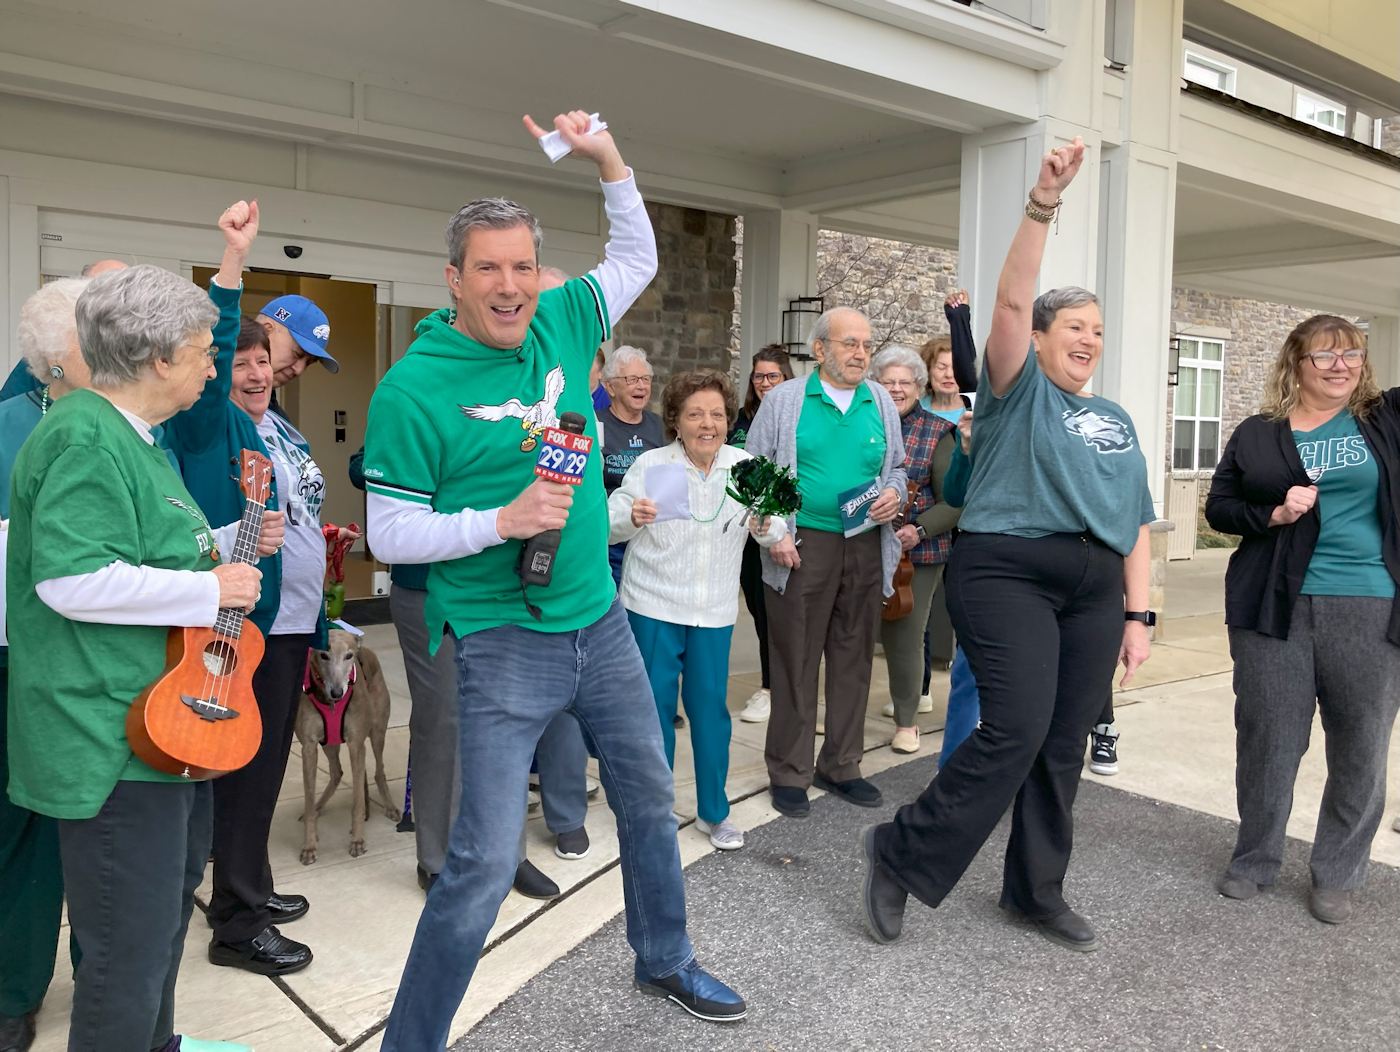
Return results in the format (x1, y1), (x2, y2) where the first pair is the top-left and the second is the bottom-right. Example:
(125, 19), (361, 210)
(727, 456), (803, 519)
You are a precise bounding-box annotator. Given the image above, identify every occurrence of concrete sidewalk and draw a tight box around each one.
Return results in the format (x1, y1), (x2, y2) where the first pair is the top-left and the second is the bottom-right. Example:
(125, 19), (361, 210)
(25, 550), (1400, 1051)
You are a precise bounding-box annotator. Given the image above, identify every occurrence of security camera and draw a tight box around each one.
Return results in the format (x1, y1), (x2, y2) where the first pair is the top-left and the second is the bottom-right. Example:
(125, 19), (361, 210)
(283, 245), (304, 260)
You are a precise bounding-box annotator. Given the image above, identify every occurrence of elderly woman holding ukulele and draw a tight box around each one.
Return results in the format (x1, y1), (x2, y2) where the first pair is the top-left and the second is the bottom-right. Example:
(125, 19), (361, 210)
(609, 369), (787, 851)
(1207, 315), (1400, 925)
(6, 264), (269, 1052)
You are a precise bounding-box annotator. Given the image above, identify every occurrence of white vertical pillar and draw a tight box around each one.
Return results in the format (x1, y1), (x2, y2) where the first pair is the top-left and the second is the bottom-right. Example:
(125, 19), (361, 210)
(8, 201), (41, 372)
(739, 208), (818, 376)
(0, 177), (10, 371)
(957, 121), (1102, 356)
(1094, 0), (1183, 514)
(1368, 315), (1400, 391)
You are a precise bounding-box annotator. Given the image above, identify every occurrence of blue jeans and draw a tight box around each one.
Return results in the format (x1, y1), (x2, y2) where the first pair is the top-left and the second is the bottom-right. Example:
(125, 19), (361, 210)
(381, 599), (693, 1052)
(608, 542), (627, 588)
(627, 612), (734, 825)
(938, 646), (981, 768)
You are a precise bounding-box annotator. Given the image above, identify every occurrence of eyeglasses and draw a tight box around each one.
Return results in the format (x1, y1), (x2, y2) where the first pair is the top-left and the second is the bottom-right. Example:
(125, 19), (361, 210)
(832, 338), (875, 353)
(190, 343), (218, 364)
(881, 379), (919, 390)
(751, 371), (785, 385)
(618, 374), (652, 387)
(1305, 348), (1367, 369)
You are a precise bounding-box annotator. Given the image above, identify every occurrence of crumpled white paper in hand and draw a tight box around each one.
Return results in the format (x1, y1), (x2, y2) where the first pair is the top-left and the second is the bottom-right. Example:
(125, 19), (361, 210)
(538, 114), (608, 163)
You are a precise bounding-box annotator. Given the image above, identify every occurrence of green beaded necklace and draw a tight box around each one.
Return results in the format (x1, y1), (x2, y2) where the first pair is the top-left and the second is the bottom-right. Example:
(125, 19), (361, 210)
(684, 455), (730, 524)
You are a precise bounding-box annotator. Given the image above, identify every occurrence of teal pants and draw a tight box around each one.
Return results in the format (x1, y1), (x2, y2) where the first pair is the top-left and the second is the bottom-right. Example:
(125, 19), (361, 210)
(627, 613), (734, 825)
(0, 664), (66, 1018)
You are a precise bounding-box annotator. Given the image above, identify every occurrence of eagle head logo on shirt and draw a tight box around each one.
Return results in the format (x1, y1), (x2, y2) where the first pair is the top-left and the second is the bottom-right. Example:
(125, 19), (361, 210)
(1062, 408), (1134, 454)
(458, 365), (566, 452)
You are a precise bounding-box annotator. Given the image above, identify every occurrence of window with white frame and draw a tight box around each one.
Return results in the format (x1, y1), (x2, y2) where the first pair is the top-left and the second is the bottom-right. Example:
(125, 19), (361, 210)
(1183, 51), (1236, 95)
(1173, 338), (1224, 471)
(1295, 90), (1346, 134)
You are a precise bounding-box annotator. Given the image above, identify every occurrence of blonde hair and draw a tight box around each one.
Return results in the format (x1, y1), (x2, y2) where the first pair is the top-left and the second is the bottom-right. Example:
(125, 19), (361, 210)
(1261, 315), (1377, 422)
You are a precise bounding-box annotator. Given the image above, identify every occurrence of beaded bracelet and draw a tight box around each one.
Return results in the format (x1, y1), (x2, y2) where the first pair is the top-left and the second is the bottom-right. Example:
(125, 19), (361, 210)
(1025, 190), (1062, 229)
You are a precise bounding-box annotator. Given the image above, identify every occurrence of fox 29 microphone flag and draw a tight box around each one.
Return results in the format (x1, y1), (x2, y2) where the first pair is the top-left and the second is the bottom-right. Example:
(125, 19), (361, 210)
(519, 412), (592, 608)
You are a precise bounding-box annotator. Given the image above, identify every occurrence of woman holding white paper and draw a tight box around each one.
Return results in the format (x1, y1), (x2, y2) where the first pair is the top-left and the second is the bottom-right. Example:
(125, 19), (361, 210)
(608, 369), (786, 851)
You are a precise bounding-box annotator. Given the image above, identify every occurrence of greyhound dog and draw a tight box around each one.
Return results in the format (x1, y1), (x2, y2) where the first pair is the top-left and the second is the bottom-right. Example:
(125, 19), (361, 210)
(296, 629), (399, 864)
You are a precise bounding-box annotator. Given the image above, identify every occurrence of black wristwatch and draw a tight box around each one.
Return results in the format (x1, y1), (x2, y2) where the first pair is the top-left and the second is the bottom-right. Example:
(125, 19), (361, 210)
(914, 523), (928, 542)
(1125, 610), (1157, 627)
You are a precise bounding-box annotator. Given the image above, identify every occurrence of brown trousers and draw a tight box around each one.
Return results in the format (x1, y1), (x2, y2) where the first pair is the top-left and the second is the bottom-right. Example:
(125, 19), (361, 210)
(764, 527), (884, 788)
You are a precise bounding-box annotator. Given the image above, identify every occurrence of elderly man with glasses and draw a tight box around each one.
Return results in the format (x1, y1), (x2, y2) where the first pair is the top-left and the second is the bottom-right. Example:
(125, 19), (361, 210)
(745, 307), (908, 819)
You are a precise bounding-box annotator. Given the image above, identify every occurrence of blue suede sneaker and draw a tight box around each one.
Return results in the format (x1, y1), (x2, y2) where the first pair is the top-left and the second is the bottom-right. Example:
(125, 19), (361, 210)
(635, 959), (748, 1022)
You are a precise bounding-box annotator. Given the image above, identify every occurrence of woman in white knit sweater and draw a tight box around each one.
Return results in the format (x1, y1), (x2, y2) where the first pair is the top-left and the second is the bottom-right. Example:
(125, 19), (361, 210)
(609, 370), (786, 850)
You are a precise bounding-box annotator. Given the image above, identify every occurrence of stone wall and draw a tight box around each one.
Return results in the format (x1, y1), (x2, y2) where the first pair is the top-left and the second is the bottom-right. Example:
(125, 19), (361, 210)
(1166, 287), (1323, 473)
(612, 201), (736, 407)
(1380, 115), (1400, 157)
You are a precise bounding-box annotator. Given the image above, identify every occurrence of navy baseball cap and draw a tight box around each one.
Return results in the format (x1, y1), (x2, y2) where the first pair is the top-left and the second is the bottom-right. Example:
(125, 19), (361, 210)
(259, 295), (339, 373)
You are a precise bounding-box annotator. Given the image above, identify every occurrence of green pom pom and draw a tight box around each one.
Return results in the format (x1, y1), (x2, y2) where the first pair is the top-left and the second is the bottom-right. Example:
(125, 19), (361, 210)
(727, 456), (803, 518)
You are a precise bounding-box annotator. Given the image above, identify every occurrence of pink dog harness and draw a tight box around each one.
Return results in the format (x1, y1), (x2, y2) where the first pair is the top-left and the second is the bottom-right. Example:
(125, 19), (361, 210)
(304, 654), (356, 746)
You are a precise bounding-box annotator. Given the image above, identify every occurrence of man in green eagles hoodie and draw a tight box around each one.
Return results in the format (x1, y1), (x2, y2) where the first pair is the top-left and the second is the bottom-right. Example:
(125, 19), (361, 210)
(363, 110), (746, 1049)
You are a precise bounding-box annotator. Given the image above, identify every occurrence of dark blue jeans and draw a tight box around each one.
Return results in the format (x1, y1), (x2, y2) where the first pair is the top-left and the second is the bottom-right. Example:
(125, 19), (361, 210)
(381, 599), (693, 1051)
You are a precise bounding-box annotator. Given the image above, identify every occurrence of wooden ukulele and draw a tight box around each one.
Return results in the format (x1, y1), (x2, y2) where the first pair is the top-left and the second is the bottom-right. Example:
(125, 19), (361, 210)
(126, 449), (272, 779)
(881, 480), (920, 622)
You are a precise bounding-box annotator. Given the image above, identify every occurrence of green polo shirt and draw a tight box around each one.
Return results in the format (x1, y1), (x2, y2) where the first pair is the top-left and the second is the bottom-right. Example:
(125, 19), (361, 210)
(794, 372), (887, 533)
(7, 391), (219, 819)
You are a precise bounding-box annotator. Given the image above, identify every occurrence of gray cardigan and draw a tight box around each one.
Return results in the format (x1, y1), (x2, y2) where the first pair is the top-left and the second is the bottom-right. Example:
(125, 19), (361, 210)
(745, 375), (908, 596)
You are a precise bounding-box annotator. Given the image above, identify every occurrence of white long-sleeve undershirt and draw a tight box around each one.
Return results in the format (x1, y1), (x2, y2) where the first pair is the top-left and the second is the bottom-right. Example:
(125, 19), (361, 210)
(34, 402), (222, 626)
(367, 169), (656, 567)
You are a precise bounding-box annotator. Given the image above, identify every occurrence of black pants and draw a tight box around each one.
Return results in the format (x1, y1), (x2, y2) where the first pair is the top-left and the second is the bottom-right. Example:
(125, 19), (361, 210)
(876, 532), (1123, 919)
(739, 537), (771, 689)
(209, 633), (311, 943)
(60, 779), (212, 1052)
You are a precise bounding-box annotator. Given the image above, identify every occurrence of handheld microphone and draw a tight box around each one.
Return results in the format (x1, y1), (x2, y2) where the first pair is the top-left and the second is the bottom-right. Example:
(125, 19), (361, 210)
(520, 411), (592, 600)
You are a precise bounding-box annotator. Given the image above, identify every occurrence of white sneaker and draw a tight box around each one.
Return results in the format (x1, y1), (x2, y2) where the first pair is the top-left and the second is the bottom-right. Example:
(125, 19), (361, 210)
(881, 701), (895, 718)
(695, 817), (744, 851)
(585, 776), (600, 796)
(527, 789), (541, 811)
(739, 688), (771, 723)
(917, 694), (934, 714)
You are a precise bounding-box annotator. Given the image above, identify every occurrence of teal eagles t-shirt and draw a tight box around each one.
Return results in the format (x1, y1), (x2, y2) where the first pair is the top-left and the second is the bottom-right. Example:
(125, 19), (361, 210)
(1294, 410), (1394, 598)
(958, 345), (1155, 557)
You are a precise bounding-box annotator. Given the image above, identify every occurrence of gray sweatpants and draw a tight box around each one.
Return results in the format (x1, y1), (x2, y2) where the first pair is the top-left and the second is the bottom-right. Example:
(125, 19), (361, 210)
(1228, 594), (1400, 890)
(392, 585), (590, 874)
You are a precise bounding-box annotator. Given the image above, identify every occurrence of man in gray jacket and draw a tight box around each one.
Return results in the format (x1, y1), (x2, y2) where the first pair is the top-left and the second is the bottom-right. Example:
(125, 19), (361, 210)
(745, 307), (908, 818)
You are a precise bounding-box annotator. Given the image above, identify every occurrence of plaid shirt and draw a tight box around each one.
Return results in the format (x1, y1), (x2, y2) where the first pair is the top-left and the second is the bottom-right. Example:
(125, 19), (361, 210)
(900, 405), (956, 565)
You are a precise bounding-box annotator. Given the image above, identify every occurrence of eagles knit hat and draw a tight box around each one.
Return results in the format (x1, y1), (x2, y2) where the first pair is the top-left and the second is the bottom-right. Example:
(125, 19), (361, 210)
(259, 295), (339, 373)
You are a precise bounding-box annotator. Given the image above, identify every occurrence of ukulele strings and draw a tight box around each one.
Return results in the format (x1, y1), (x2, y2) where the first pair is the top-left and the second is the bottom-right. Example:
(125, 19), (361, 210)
(207, 492), (265, 713)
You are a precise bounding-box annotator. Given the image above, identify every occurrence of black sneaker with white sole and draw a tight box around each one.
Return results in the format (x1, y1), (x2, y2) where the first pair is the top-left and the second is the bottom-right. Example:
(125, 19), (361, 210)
(1088, 723), (1119, 775)
(634, 959), (747, 1022)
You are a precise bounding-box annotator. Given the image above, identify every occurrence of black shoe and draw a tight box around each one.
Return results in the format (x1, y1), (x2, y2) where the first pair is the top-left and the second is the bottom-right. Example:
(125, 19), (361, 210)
(0, 1009), (37, 1052)
(673, 713), (686, 728)
(513, 859), (560, 900)
(268, 892), (309, 923)
(1033, 909), (1098, 953)
(417, 865), (439, 893)
(634, 959), (747, 1022)
(208, 925), (313, 975)
(859, 825), (907, 944)
(205, 891), (309, 928)
(770, 785), (810, 818)
(1087, 723), (1119, 775)
(813, 773), (883, 808)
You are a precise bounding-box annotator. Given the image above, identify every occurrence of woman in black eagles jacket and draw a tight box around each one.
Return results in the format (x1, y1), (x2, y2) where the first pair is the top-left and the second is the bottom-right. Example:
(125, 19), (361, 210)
(1205, 314), (1400, 926)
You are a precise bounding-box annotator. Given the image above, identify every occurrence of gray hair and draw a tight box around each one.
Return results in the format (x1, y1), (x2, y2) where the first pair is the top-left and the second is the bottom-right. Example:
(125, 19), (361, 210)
(1032, 286), (1099, 332)
(870, 345), (928, 391)
(445, 198), (543, 271)
(808, 306), (870, 356)
(603, 345), (652, 381)
(539, 266), (571, 288)
(76, 265), (219, 388)
(18, 278), (90, 379)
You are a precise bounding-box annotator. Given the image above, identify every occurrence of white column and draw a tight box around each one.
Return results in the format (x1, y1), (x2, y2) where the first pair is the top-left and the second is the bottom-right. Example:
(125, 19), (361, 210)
(739, 208), (818, 376)
(957, 120), (1102, 355)
(1368, 315), (1400, 391)
(1094, 0), (1183, 514)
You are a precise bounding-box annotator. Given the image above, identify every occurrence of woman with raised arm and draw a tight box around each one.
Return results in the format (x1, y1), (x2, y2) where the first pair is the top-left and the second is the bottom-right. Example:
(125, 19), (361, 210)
(859, 138), (1156, 954)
